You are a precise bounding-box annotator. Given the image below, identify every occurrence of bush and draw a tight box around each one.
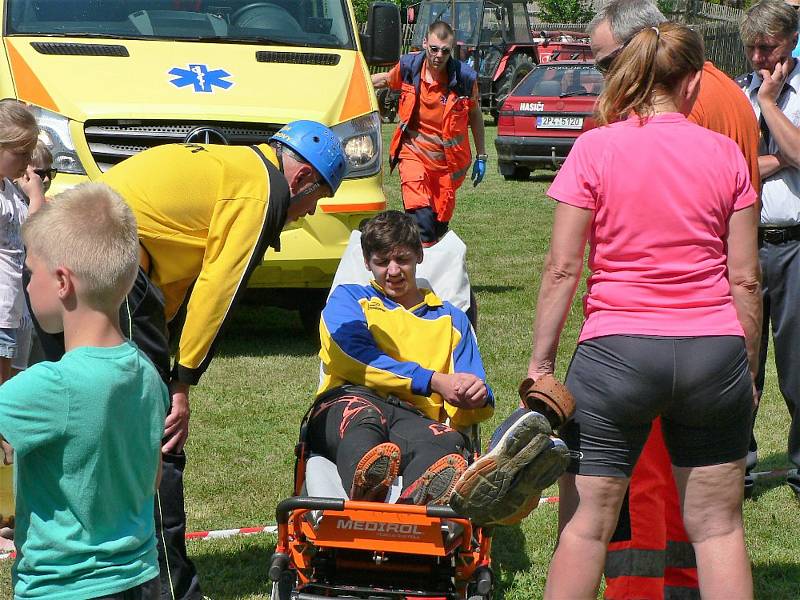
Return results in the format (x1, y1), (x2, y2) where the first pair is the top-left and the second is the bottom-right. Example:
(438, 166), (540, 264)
(537, 0), (594, 23)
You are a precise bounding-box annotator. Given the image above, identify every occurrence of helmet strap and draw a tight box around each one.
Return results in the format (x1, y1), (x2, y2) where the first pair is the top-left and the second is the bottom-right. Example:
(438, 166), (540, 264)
(275, 141), (325, 205)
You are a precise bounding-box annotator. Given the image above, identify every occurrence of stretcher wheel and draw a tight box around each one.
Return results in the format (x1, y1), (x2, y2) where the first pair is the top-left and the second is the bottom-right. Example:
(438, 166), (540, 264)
(518, 374), (576, 430)
(269, 570), (294, 600)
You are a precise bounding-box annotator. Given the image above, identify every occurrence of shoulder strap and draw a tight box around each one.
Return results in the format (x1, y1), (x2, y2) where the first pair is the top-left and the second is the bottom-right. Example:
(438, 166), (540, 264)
(250, 145), (289, 252)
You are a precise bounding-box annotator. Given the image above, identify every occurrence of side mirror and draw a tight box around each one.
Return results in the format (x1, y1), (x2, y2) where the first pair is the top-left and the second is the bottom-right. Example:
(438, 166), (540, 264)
(361, 1), (401, 66)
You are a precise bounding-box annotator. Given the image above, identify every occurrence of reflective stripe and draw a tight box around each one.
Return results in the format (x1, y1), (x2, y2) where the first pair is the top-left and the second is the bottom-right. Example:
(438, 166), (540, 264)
(407, 128), (445, 147)
(443, 134), (465, 148)
(664, 585), (701, 600)
(408, 138), (446, 162)
(666, 541), (696, 569)
(450, 165), (469, 181)
(604, 548), (665, 579)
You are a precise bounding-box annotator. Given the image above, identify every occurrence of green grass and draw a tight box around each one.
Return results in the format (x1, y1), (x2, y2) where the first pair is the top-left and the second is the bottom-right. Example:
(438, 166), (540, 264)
(0, 124), (798, 599)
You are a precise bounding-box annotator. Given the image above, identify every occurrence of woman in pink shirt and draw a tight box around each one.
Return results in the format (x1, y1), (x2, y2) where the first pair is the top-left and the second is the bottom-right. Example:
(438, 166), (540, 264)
(532, 24), (761, 598)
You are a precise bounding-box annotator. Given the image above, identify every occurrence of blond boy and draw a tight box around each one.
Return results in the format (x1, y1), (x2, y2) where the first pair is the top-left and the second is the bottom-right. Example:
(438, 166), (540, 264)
(0, 183), (168, 599)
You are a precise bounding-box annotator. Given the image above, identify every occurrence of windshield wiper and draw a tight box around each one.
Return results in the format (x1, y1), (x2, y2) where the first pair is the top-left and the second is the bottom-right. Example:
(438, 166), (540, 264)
(179, 35), (306, 46)
(25, 32), (134, 40)
(559, 90), (599, 97)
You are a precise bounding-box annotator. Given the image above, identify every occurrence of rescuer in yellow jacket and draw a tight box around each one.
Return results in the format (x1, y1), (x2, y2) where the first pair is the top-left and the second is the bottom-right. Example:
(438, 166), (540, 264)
(34, 120), (347, 600)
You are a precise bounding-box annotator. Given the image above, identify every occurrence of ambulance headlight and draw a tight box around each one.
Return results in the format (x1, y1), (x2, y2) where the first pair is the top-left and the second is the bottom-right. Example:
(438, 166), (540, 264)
(331, 112), (381, 178)
(27, 105), (87, 175)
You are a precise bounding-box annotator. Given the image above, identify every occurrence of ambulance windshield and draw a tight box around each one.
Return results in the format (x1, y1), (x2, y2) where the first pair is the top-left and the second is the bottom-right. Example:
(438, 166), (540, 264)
(7, 0), (356, 49)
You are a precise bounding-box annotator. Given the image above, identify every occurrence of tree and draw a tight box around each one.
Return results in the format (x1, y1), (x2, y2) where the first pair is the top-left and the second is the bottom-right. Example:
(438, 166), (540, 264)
(537, 0), (595, 23)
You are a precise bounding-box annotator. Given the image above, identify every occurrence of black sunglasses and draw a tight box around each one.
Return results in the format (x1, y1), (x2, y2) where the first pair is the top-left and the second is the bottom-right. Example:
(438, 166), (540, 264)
(34, 168), (57, 180)
(595, 42), (628, 75)
(427, 44), (452, 56)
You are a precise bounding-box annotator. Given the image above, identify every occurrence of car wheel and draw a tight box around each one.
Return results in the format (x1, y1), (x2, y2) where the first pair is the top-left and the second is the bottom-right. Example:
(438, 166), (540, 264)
(495, 52), (535, 108)
(503, 166), (530, 181)
(298, 290), (328, 337)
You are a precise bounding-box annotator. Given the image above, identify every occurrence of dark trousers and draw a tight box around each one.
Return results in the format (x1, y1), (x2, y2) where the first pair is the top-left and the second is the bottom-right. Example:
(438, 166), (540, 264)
(307, 386), (468, 495)
(752, 237), (800, 489)
(92, 576), (161, 600)
(30, 269), (202, 600)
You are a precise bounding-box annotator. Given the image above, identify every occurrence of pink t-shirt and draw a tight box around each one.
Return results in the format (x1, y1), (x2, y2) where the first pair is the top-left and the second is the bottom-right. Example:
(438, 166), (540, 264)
(548, 112), (756, 342)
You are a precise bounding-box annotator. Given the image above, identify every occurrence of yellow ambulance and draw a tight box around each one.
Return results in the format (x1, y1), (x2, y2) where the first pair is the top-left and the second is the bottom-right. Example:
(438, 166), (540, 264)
(1, 0), (399, 320)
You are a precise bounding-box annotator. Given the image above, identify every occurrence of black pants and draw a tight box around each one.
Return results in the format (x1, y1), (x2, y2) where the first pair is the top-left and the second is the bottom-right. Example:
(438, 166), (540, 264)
(29, 269), (202, 600)
(752, 237), (800, 491)
(407, 207), (449, 244)
(307, 386), (468, 496)
(92, 576), (160, 600)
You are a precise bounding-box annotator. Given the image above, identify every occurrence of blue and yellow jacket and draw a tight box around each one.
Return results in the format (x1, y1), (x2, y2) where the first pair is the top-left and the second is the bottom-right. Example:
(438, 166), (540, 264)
(318, 282), (494, 427)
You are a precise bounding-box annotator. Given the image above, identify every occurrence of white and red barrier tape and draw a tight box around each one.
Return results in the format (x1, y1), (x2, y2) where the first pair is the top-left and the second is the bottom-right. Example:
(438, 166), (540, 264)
(0, 470), (795, 562)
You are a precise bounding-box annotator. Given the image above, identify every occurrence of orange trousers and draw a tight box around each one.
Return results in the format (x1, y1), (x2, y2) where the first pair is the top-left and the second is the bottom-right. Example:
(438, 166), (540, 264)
(604, 419), (699, 599)
(398, 156), (463, 223)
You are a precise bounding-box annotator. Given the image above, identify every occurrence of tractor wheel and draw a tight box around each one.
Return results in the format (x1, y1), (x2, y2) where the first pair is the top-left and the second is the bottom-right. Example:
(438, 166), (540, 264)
(495, 52), (535, 107)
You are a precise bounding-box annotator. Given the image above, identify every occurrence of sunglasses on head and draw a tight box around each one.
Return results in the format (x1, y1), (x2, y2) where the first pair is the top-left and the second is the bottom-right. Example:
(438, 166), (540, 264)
(34, 168), (57, 180)
(427, 44), (452, 56)
(595, 42), (630, 75)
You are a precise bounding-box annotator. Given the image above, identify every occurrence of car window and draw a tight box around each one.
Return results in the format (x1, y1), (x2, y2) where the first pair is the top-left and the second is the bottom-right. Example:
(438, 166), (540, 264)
(513, 64), (603, 97)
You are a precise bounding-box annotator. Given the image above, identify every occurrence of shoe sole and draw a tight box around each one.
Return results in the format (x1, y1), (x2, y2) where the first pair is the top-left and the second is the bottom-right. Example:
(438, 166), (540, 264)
(449, 411), (559, 522)
(403, 454), (467, 505)
(351, 442), (401, 501)
(492, 440), (570, 525)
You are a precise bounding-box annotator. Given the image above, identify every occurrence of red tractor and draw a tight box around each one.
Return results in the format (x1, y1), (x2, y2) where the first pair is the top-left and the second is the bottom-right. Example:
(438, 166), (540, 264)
(376, 0), (590, 123)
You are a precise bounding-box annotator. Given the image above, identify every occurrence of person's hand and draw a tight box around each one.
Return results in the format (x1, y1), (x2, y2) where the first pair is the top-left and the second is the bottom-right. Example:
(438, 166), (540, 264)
(471, 156), (486, 187)
(431, 372), (488, 408)
(0, 439), (12, 465)
(758, 59), (791, 105)
(162, 381), (190, 454)
(17, 166), (43, 199)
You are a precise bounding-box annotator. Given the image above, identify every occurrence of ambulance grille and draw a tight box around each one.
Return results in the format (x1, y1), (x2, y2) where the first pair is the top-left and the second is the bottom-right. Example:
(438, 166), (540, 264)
(31, 42), (129, 57)
(84, 121), (280, 172)
(255, 51), (340, 66)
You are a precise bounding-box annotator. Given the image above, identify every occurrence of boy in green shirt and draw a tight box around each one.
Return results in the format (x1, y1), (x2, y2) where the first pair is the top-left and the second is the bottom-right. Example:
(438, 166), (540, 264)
(0, 183), (169, 599)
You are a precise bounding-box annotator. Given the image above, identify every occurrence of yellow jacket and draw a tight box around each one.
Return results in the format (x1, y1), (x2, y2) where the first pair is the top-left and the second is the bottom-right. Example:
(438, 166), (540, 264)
(99, 143), (289, 384)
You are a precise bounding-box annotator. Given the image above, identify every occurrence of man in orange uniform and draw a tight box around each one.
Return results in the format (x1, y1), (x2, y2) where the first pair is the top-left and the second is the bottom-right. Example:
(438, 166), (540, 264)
(372, 20), (487, 245)
(589, 2), (761, 598)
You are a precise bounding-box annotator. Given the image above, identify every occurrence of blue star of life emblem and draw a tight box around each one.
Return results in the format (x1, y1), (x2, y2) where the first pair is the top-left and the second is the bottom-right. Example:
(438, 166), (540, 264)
(169, 64), (233, 93)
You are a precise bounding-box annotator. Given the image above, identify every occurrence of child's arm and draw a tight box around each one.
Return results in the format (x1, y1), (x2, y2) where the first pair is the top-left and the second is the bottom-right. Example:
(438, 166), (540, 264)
(16, 167), (45, 214)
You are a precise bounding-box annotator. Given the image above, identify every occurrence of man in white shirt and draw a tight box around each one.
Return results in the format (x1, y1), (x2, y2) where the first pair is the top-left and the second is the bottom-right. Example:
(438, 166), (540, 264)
(739, 0), (800, 500)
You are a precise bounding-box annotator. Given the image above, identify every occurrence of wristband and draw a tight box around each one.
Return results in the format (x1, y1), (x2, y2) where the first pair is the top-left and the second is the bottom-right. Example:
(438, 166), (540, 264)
(476, 154), (488, 161)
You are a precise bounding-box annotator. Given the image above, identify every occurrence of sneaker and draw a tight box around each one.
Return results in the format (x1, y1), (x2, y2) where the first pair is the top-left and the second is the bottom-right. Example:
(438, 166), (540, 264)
(350, 442), (401, 501)
(400, 453), (468, 505)
(491, 438), (570, 526)
(449, 410), (568, 526)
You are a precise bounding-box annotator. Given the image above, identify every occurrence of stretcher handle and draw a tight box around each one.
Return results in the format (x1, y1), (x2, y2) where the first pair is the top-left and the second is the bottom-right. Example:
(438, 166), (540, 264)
(275, 497), (345, 524)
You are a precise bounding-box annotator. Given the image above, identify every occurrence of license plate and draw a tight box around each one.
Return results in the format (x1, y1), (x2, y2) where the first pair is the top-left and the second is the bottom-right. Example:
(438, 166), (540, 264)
(536, 115), (584, 129)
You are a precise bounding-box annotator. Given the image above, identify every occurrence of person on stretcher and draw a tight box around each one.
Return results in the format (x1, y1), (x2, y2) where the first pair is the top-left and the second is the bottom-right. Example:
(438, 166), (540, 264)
(309, 210), (493, 505)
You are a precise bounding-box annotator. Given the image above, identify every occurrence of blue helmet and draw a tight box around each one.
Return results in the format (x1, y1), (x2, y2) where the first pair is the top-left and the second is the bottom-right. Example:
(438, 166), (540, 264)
(270, 120), (347, 195)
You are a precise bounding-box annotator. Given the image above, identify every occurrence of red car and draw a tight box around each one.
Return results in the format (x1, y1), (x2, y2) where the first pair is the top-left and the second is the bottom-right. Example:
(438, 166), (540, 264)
(495, 59), (603, 180)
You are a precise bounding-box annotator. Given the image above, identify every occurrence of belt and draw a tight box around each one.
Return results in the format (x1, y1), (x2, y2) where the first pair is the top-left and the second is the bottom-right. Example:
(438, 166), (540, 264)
(758, 225), (800, 244)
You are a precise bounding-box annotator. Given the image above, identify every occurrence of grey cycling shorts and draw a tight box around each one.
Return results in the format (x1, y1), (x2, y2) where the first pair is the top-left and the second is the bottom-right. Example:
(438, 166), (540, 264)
(561, 335), (753, 478)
